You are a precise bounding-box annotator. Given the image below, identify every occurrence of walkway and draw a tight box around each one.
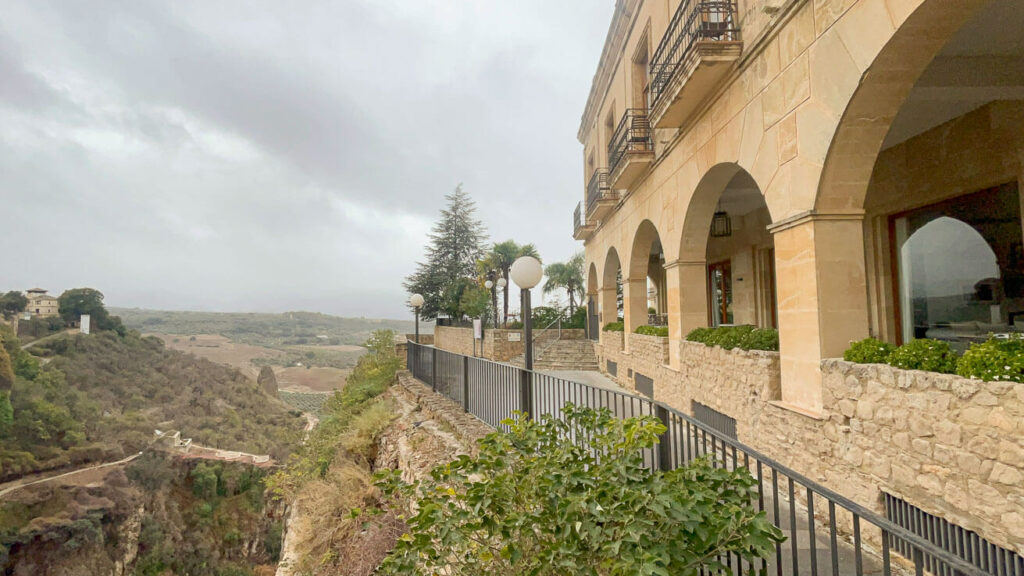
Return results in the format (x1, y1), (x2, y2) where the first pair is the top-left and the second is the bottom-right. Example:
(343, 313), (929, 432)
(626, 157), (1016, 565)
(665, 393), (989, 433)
(0, 453), (140, 500)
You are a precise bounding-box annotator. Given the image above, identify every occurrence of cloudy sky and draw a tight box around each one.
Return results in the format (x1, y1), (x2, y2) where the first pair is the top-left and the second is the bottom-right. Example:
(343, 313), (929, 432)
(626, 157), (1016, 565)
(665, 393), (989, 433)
(0, 1), (613, 319)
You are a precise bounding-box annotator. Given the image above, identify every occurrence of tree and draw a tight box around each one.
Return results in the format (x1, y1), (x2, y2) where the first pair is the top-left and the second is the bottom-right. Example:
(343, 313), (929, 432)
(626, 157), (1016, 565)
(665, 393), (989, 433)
(375, 405), (783, 575)
(0, 291), (28, 317)
(404, 186), (488, 320)
(459, 282), (491, 322)
(542, 252), (585, 317)
(479, 240), (541, 327)
(0, 392), (12, 438)
(57, 288), (124, 334)
(0, 344), (14, 392)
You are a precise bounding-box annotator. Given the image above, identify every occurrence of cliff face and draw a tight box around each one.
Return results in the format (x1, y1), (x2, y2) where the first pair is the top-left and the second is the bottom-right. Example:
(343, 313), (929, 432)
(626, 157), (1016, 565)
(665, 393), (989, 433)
(0, 453), (283, 576)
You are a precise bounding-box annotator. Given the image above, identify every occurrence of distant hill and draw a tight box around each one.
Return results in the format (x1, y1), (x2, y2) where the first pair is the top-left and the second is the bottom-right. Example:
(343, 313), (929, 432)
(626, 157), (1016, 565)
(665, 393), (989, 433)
(112, 308), (422, 346)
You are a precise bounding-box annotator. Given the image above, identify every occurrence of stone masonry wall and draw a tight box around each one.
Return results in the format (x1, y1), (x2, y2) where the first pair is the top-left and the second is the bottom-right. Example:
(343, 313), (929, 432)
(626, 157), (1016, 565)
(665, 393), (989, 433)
(593, 337), (1024, 554)
(435, 326), (587, 363)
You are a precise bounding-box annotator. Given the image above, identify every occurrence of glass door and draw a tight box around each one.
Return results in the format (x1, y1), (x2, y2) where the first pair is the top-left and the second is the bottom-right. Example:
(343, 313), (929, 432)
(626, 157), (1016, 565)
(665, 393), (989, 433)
(708, 260), (733, 327)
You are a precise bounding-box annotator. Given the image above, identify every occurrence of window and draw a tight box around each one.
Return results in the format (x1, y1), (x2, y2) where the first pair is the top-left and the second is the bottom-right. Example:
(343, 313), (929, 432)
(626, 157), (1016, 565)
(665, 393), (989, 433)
(708, 260), (733, 326)
(891, 183), (1023, 348)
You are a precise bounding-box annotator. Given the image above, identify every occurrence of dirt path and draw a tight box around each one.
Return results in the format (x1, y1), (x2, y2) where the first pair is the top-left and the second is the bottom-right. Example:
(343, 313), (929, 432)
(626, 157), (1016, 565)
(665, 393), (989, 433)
(0, 453), (140, 499)
(20, 329), (75, 350)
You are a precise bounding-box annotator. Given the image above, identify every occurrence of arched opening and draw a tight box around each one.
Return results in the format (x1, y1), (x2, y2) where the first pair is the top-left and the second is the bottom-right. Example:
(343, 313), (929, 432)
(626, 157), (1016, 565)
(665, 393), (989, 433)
(601, 248), (623, 328)
(627, 220), (666, 334)
(680, 164), (776, 330)
(849, 0), (1024, 346)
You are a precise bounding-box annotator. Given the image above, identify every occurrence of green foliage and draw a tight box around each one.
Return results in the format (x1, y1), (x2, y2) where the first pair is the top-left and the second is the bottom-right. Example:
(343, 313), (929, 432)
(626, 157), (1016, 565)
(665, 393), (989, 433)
(956, 335), (1024, 382)
(264, 521), (283, 563)
(542, 252), (585, 317)
(478, 240), (542, 327)
(686, 326), (779, 352)
(603, 321), (624, 332)
(267, 330), (400, 498)
(0, 345), (13, 392)
(888, 339), (959, 374)
(191, 462), (221, 499)
(0, 291), (28, 317)
(127, 452), (177, 490)
(0, 392), (12, 439)
(404, 185), (489, 320)
(843, 337), (894, 364)
(57, 288), (124, 334)
(375, 405), (783, 575)
(565, 306), (587, 330)
(634, 325), (669, 337)
(457, 282), (491, 321)
(15, 316), (65, 341)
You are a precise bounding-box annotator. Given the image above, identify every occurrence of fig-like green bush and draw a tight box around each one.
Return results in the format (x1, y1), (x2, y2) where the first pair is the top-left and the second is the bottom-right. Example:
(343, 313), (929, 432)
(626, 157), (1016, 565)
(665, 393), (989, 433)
(888, 339), (958, 374)
(956, 335), (1024, 382)
(842, 337), (894, 365)
(602, 321), (624, 332)
(634, 325), (669, 337)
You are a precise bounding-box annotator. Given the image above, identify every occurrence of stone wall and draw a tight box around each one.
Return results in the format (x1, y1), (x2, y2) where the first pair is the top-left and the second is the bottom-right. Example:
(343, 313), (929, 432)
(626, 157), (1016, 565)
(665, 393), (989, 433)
(434, 326), (588, 363)
(593, 336), (1024, 554)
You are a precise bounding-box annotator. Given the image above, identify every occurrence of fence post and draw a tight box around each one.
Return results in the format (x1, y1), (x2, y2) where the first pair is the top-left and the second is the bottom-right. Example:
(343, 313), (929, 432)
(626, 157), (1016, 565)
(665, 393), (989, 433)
(431, 347), (437, 392)
(462, 356), (470, 413)
(655, 404), (672, 471)
(519, 368), (533, 419)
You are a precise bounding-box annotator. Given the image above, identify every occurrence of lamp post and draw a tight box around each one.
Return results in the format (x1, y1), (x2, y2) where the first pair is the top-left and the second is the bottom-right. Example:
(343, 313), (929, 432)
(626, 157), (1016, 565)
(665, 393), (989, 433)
(510, 256), (543, 371)
(409, 294), (424, 343)
(497, 277), (507, 327)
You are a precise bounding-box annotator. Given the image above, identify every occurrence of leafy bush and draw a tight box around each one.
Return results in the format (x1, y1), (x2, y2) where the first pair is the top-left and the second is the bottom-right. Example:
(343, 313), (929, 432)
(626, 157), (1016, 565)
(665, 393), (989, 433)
(888, 339), (958, 374)
(956, 335), (1024, 382)
(634, 325), (669, 337)
(374, 405), (783, 574)
(603, 321), (624, 332)
(843, 338), (894, 364)
(686, 326), (779, 352)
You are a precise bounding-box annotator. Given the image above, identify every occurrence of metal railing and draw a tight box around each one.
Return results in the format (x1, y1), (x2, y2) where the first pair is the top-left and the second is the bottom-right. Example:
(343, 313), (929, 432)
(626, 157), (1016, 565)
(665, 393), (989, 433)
(586, 169), (610, 215)
(405, 340), (1000, 576)
(607, 108), (652, 178)
(649, 0), (740, 107)
(574, 202), (584, 236)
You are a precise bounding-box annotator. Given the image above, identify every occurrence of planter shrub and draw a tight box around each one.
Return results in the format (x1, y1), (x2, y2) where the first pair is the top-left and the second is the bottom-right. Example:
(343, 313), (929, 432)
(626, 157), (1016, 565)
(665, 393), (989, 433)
(956, 335), (1024, 382)
(603, 322), (624, 332)
(843, 337), (894, 365)
(634, 325), (669, 337)
(685, 326), (779, 352)
(888, 339), (958, 374)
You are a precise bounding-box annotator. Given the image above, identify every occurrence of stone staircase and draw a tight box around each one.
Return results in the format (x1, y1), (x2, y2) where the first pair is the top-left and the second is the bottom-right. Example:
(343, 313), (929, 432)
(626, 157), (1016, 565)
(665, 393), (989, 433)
(510, 339), (600, 371)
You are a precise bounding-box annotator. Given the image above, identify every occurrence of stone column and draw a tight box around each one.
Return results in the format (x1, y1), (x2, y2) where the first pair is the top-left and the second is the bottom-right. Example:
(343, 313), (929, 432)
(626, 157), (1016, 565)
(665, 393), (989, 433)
(664, 260), (708, 369)
(769, 212), (869, 413)
(623, 277), (647, 351)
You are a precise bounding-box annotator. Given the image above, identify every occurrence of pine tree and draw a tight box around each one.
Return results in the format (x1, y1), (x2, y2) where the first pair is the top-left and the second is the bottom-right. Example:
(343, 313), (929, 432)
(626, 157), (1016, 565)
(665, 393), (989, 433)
(404, 185), (488, 320)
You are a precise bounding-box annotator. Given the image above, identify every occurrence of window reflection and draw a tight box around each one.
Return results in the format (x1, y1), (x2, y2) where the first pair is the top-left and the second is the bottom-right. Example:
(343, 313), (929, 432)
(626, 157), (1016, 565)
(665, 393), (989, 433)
(894, 183), (1023, 350)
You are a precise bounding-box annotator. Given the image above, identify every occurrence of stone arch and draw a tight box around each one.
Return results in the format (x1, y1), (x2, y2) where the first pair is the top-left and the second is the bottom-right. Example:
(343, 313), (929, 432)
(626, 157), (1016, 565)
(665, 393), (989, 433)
(814, 0), (991, 213)
(587, 262), (599, 295)
(598, 247), (623, 326)
(624, 219), (666, 334)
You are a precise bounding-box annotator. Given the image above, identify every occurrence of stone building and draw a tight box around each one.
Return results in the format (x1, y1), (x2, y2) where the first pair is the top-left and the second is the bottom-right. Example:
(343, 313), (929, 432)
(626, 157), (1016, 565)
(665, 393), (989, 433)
(25, 288), (59, 318)
(574, 0), (1024, 557)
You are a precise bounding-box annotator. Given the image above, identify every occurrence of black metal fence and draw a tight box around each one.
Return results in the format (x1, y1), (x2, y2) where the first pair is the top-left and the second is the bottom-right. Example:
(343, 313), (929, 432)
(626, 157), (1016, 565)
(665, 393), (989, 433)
(406, 341), (1002, 576)
(608, 108), (652, 177)
(650, 0), (741, 107)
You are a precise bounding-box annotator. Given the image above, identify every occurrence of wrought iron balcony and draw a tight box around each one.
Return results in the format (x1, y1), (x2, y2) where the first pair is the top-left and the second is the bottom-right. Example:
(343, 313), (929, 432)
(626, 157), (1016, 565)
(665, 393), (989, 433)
(586, 169), (616, 220)
(649, 0), (741, 129)
(607, 109), (654, 190)
(573, 201), (595, 241)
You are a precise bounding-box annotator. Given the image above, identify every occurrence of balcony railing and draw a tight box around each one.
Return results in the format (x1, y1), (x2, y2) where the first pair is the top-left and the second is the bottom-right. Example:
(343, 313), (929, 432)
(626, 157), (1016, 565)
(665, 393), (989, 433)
(574, 202), (583, 234)
(649, 0), (740, 114)
(607, 109), (653, 181)
(586, 169), (610, 215)
(573, 201), (595, 241)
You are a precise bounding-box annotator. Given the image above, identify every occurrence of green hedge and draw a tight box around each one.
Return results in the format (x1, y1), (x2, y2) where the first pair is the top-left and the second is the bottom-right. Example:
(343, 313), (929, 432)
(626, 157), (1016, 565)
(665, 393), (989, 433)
(602, 322), (624, 332)
(685, 325), (779, 352)
(634, 325), (669, 337)
(843, 335), (1024, 382)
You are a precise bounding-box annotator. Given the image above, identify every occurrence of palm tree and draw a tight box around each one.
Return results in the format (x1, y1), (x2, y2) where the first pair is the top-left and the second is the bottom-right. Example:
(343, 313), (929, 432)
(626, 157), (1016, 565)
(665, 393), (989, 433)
(479, 240), (541, 327)
(543, 252), (585, 317)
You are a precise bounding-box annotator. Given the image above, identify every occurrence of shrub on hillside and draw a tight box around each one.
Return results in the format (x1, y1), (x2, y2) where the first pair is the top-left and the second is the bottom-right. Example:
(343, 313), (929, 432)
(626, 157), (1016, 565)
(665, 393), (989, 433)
(843, 338), (894, 365)
(634, 325), (669, 337)
(888, 339), (958, 374)
(956, 335), (1024, 382)
(603, 321), (624, 332)
(374, 405), (784, 574)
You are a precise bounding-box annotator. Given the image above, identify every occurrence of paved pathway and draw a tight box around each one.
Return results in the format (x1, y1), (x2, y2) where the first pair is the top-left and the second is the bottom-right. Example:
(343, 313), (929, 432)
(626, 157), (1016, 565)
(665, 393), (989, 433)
(0, 453), (140, 499)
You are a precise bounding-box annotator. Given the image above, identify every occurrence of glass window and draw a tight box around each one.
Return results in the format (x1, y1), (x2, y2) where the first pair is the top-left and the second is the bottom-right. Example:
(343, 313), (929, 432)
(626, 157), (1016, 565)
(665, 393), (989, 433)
(893, 183), (1023, 350)
(708, 260), (733, 327)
